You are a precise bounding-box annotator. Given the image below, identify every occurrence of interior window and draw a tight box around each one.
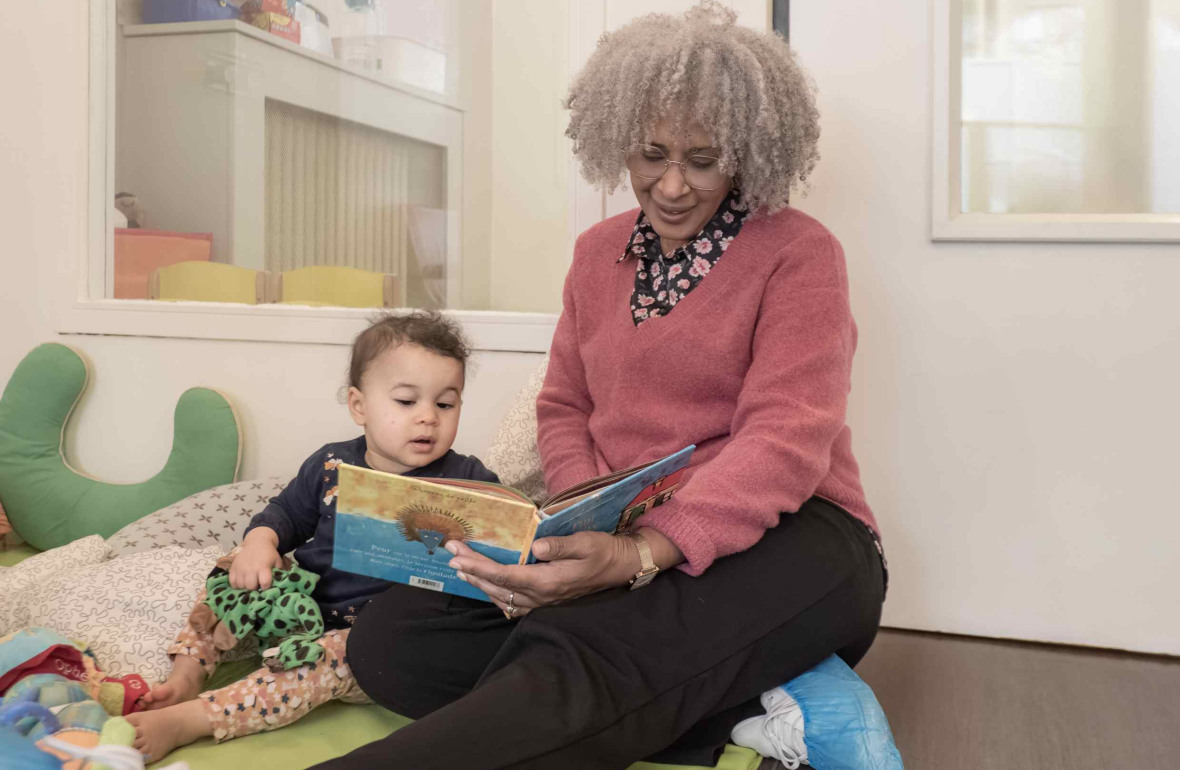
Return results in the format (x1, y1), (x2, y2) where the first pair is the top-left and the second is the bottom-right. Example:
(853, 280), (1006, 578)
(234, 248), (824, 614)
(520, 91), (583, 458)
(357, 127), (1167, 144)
(107, 0), (572, 312)
(959, 0), (1180, 215)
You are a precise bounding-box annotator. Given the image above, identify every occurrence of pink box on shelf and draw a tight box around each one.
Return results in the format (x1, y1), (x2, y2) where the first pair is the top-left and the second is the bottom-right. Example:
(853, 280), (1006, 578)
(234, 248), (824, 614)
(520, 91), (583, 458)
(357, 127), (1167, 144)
(113, 229), (213, 300)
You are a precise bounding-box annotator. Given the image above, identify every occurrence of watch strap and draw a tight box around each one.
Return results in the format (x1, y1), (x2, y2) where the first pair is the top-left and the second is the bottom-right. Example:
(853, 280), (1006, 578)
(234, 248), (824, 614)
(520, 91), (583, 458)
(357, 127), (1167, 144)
(628, 532), (659, 589)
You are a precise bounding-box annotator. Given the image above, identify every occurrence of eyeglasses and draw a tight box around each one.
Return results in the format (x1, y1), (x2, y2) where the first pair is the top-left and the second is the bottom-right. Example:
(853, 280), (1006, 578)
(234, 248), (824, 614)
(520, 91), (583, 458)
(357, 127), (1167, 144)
(624, 144), (727, 191)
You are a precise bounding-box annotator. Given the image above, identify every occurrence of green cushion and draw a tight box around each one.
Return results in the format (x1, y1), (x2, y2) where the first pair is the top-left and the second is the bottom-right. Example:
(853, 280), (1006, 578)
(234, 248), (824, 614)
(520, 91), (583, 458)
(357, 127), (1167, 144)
(152, 659), (762, 770)
(0, 343), (242, 550)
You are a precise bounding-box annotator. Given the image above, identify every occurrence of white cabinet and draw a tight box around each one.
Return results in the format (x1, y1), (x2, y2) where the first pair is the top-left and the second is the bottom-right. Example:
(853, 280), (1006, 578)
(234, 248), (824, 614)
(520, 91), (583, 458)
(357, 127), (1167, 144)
(116, 20), (463, 306)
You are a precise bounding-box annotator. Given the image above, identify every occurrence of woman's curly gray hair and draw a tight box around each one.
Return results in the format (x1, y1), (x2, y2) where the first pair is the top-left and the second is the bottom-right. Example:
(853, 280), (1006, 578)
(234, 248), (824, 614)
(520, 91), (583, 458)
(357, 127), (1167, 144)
(564, 1), (820, 213)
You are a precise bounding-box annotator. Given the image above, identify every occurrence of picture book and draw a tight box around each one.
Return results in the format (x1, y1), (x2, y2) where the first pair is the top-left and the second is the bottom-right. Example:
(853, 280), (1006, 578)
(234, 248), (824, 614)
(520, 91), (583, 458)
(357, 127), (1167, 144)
(331, 445), (694, 601)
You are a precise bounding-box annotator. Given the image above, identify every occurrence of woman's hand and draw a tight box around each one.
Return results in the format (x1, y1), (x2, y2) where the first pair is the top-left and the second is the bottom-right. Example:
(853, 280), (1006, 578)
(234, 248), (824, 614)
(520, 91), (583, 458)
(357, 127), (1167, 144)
(229, 527), (285, 590)
(445, 532), (640, 618)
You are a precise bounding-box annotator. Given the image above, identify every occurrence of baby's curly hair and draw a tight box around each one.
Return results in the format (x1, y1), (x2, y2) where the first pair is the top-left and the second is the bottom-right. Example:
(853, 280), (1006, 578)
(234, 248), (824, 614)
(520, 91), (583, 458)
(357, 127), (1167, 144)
(348, 310), (471, 390)
(564, 0), (820, 213)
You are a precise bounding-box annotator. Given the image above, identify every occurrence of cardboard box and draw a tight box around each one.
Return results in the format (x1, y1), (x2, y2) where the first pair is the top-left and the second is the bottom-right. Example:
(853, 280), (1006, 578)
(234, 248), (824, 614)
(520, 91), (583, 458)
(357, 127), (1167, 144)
(245, 11), (301, 44)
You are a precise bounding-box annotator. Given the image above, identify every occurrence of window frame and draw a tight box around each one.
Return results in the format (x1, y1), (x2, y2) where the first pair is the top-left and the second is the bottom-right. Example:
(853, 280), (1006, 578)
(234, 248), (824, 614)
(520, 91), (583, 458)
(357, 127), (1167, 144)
(930, 0), (1180, 243)
(70, 0), (558, 353)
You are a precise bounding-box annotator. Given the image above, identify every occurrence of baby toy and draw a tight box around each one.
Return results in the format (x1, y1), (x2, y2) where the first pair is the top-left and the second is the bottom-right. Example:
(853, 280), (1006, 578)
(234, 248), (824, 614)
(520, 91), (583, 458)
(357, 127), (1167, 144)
(0, 675), (153, 770)
(0, 628), (148, 717)
(188, 552), (326, 672)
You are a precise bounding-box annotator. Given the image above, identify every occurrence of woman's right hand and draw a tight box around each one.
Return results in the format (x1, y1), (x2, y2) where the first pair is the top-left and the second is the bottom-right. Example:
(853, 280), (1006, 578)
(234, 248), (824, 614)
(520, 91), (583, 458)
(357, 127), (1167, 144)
(445, 526), (684, 616)
(229, 528), (284, 590)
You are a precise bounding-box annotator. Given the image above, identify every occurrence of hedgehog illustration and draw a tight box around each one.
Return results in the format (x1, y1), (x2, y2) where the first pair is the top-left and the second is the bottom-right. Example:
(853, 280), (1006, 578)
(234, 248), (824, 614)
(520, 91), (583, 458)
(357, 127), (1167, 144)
(395, 504), (473, 554)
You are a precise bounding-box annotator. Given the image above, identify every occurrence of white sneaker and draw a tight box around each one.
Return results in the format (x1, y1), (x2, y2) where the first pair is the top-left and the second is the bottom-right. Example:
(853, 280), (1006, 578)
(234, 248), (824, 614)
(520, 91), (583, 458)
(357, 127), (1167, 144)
(730, 686), (807, 769)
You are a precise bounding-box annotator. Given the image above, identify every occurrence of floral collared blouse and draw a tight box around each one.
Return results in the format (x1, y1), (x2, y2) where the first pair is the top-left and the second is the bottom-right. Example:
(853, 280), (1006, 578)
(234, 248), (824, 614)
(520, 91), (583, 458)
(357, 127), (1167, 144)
(623, 188), (750, 326)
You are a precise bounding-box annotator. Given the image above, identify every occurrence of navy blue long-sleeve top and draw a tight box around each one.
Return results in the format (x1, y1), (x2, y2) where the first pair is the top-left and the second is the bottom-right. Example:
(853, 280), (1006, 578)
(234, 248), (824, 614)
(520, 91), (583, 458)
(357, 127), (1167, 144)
(244, 436), (499, 627)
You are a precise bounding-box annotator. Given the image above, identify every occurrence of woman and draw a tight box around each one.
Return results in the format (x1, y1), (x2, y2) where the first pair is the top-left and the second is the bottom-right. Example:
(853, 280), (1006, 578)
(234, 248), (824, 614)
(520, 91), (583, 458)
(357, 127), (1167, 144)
(315, 4), (885, 768)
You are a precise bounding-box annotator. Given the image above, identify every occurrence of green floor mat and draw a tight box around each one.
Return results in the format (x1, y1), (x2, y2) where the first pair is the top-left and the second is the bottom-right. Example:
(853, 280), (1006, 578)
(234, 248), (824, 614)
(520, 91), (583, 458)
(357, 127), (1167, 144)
(151, 660), (762, 770)
(0, 543), (39, 567)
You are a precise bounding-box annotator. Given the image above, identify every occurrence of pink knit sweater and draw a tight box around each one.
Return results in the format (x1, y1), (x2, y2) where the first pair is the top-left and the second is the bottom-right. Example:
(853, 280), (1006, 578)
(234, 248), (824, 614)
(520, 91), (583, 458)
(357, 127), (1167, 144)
(536, 206), (877, 576)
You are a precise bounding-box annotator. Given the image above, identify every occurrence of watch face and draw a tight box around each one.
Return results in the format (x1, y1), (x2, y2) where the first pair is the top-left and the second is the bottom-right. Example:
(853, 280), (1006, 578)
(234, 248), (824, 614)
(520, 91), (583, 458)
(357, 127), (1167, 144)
(630, 569), (658, 589)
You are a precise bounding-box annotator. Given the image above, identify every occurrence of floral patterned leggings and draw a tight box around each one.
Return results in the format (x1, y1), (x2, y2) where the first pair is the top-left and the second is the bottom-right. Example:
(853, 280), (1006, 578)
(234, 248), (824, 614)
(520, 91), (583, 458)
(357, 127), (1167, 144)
(168, 589), (370, 743)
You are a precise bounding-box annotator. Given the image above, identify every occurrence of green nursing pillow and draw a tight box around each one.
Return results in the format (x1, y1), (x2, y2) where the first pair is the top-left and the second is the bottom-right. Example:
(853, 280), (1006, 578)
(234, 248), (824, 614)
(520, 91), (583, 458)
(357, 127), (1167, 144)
(0, 343), (242, 550)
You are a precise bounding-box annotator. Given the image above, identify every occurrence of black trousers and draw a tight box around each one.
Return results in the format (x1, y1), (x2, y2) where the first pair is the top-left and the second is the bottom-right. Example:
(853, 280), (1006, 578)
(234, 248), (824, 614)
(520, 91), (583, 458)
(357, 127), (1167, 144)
(311, 498), (885, 770)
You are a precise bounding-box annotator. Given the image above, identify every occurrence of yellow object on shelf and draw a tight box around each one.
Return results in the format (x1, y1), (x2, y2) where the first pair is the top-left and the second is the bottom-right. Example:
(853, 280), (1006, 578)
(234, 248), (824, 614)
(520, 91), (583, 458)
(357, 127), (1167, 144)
(275, 266), (399, 309)
(149, 261), (268, 305)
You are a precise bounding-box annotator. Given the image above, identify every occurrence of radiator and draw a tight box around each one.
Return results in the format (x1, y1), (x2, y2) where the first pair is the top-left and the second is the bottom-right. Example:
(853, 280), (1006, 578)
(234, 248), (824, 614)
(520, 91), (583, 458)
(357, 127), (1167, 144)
(264, 99), (411, 278)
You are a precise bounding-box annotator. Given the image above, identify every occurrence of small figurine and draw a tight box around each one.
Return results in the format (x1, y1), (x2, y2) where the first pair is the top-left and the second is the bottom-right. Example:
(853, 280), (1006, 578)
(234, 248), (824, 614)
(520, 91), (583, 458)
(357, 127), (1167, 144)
(114, 192), (145, 229)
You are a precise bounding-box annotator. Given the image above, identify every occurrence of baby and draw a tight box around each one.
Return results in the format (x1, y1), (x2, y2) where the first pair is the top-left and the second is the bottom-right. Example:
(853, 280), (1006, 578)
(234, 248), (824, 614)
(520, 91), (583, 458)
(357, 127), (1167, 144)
(127, 310), (498, 761)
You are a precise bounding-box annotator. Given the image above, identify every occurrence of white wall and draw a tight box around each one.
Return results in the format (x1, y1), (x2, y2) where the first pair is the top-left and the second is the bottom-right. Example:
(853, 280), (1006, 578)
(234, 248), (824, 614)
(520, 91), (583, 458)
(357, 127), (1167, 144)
(2, 0), (1176, 655)
(459, 1), (494, 310)
(488, 0), (572, 314)
(792, 2), (1179, 655)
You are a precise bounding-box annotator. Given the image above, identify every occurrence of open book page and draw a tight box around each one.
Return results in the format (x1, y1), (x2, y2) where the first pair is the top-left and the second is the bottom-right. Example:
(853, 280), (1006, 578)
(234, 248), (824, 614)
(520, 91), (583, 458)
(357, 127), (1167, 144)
(525, 446), (695, 562)
(428, 478), (535, 505)
(539, 463), (655, 511)
(536, 490), (597, 517)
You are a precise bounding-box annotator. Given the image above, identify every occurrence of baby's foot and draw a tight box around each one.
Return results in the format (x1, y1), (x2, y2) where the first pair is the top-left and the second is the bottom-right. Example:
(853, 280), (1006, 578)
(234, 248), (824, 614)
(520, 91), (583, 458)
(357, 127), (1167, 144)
(127, 700), (211, 762)
(139, 657), (206, 710)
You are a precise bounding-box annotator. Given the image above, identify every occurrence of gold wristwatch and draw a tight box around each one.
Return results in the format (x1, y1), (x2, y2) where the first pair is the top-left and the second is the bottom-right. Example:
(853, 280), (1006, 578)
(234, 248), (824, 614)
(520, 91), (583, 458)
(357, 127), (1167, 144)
(628, 531), (659, 590)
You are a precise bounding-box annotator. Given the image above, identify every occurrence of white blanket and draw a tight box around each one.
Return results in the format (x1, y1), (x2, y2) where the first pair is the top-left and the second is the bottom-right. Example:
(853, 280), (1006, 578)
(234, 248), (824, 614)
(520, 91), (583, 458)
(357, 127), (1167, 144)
(1, 539), (224, 683)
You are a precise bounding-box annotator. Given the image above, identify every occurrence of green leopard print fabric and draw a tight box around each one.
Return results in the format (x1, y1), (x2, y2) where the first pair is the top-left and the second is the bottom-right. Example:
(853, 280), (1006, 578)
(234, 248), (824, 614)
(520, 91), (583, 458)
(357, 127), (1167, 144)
(204, 564), (325, 671)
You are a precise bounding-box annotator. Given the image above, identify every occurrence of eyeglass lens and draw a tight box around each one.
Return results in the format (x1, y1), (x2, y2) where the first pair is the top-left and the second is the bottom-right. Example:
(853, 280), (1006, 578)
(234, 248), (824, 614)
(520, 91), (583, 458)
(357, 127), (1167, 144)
(626, 145), (725, 191)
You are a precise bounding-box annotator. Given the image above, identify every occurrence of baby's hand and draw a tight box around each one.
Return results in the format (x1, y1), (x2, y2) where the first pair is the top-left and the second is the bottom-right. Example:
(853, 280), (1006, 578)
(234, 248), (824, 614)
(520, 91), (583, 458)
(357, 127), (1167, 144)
(230, 528), (284, 590)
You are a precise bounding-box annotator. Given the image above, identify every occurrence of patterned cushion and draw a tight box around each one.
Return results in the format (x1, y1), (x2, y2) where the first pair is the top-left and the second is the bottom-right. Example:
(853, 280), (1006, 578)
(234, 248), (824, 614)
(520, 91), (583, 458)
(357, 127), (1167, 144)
(485, 356), (549, 503)
(0, 536), (110, 632)
(107, 477), (288, 557)
(2, 544), (229, 683)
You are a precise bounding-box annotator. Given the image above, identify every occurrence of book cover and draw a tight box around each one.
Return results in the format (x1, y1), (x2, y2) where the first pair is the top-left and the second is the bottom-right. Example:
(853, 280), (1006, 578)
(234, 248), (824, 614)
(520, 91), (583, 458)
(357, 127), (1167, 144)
(332, 467), (537, 600)
(332, 445), (694, 601)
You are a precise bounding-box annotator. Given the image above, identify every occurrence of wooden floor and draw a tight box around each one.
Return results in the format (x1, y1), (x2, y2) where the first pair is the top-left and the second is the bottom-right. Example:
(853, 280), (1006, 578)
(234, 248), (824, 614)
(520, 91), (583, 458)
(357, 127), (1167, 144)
(843, 629), (1180, 769)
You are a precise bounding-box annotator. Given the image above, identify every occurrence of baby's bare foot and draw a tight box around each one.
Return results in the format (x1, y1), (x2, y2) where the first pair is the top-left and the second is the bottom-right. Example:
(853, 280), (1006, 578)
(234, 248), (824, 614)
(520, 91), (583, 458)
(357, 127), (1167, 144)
(140, 656), (206, 710)
(127, 700), (211, 762)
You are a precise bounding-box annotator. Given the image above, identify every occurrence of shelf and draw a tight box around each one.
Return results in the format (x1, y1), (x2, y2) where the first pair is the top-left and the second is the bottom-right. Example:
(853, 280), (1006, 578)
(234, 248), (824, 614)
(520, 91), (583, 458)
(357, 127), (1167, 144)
(122, 20), (462, 112)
